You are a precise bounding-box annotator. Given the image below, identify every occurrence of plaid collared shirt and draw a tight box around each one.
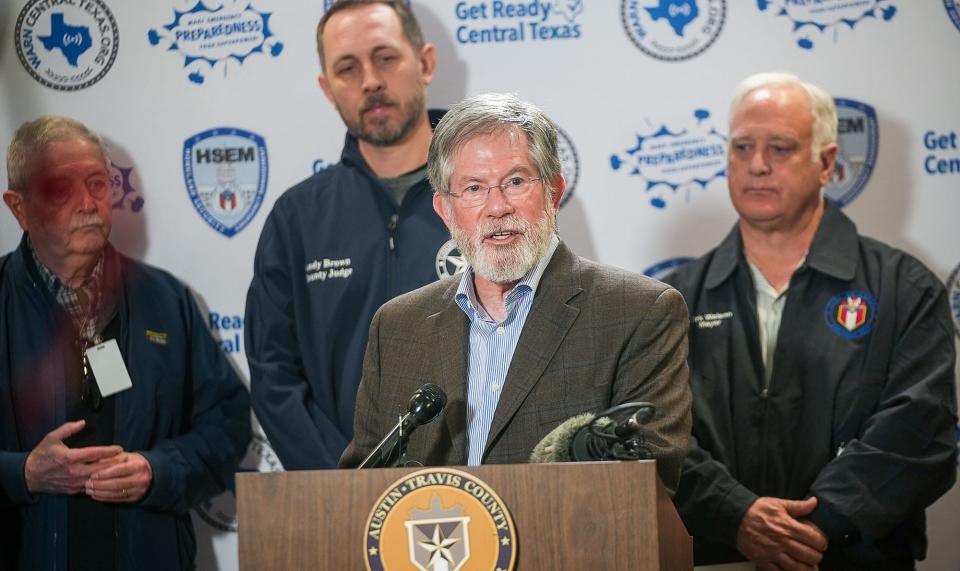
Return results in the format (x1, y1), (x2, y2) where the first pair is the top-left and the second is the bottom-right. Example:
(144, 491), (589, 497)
(30, 241), (104, 342)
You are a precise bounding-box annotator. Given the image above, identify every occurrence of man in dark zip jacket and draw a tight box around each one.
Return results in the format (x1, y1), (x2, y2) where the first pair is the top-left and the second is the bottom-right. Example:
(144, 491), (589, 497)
(666, 73), (957, 571)
(0, 117), (251, 570)
(245, 0), (451, 470)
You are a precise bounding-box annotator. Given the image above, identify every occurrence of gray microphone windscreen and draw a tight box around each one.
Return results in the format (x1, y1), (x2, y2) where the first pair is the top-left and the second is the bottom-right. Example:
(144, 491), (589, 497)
(529, 413), (611, 463)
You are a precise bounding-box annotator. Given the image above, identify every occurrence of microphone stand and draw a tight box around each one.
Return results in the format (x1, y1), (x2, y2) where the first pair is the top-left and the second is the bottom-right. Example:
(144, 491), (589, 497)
(358, 412), (413, 469)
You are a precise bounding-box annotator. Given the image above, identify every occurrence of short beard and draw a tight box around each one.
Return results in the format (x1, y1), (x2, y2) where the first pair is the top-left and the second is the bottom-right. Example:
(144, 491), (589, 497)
(340, 90), (426, 147)
(449, 204), (556, 284)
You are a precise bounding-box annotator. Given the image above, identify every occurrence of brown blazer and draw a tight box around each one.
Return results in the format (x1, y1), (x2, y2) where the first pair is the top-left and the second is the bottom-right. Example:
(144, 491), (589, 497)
(340, 242), (692, 493)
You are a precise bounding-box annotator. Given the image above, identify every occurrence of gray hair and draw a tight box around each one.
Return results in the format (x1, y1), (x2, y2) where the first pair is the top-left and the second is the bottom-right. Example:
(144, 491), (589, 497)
(7, 115), (109, 193)
(730, 72), (838, 160)
(428, 93), (562, 200)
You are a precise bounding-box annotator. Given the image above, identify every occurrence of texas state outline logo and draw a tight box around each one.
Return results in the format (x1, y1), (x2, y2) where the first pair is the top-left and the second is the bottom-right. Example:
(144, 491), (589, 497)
(14, 0), (119, 91)
(620, 0), (725, 61)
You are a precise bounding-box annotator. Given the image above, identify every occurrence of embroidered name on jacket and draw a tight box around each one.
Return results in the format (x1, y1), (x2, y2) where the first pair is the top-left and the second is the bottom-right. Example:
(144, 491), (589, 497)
(693, 311), (733, 329)
(305, 257), (353, 283)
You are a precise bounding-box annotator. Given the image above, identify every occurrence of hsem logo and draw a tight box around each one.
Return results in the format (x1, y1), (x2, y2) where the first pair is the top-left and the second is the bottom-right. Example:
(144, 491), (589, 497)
(183, 127), (268, 237)
(826, 98), (878, 206)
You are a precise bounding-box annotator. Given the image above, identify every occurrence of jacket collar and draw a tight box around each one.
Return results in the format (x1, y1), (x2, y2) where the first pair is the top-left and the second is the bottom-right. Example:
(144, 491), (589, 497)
(801, 200), (859, 280)
(704, 200), (859, 289)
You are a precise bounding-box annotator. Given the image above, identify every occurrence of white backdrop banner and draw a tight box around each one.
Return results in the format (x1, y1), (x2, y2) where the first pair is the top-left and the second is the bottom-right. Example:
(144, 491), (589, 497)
(1, 1), (958, 569)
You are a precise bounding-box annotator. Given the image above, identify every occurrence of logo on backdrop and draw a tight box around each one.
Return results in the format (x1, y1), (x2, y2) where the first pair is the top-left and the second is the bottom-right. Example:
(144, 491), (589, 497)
(436, 239), (467, 279)
(947, 263), (960, 337)
(209, 311), (243, 354)
(826, 98), (878, 207)
(557, 127), (580, 208)
(454, 0), (584, 45)
(756, 0), (897, 50)
(643, 257), (693, 280)
(947, 1), (960, 32)
(324, 0), (409, 11)
(183, 127), (268, 238)
(922, 129), (960, 176)
(364, 468), (517, 571)
(620, 0), (726, 61)
(148, 1), (283, 84)
(109, 158), (144, 212)
(14, 0), (119, 91)
(610, 108), (727, 209)
(313, 158), (335, 173)
(195, 433), (282, 532)
(824, 290), (878, 339)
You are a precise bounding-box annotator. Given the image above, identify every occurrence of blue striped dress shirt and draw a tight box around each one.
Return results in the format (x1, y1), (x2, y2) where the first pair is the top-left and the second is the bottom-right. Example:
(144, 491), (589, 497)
(455, 236), (560, 465)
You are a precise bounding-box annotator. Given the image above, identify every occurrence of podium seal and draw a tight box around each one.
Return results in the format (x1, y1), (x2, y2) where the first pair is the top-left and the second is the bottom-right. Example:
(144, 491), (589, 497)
(364, 468), (517, 571)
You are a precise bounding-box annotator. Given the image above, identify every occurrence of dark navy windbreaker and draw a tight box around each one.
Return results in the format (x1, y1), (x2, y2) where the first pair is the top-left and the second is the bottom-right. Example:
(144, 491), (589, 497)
(0, 237), (251, 570)
(245, 111), (451, 470)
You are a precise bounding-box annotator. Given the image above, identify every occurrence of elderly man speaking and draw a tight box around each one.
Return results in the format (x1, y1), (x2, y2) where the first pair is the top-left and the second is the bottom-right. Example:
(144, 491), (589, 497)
(0, 116), (250, 570)
(340, 93), (692, 494)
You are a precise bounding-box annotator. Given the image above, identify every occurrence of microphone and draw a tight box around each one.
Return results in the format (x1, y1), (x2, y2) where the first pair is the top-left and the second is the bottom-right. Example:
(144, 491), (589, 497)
(358, 383), (447, 469)
(529, 402), (656, 463)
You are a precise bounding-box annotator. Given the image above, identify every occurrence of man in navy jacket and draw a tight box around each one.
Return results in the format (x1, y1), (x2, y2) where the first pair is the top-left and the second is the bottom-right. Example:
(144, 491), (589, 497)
(0, 116), (251, 570)
(667, 73), (957, 570)
(245, 0), (451, 469)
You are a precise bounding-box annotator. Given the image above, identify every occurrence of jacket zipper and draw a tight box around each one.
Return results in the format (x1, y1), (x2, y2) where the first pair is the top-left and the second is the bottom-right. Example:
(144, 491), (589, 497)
(387, 213), (399, 294)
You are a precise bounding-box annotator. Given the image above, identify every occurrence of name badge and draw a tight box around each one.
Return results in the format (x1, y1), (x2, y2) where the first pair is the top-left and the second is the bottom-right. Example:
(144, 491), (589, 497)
(85, 339), (133, 397)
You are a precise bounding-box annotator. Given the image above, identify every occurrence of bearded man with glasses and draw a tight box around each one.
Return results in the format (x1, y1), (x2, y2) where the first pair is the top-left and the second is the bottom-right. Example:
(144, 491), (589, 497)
(340, 93), (692, 494)
(0, 116), (251, 571)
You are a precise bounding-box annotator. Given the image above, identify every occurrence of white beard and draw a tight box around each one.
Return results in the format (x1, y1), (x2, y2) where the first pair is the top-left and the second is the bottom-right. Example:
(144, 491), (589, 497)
(449, 205), (556, 284)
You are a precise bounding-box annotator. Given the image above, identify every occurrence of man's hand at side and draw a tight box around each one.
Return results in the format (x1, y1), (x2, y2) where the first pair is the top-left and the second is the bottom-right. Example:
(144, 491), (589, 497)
(24, 420), (124, 495)
(736, 496), (829, 571)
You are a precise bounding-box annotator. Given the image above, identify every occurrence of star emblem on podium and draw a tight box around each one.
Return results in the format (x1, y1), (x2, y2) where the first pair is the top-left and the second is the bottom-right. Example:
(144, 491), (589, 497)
(417, 524), (460, 567)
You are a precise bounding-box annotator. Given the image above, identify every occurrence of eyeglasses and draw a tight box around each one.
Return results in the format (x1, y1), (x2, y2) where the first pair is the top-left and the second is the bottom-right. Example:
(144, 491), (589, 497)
(446, 176), (542, 207)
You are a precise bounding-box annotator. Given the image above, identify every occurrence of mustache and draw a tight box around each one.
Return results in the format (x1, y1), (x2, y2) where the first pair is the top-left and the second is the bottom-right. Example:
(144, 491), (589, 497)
(475, 216), (531, 239)
(69, 215), (105, 232)
(361, 93), (395, 114)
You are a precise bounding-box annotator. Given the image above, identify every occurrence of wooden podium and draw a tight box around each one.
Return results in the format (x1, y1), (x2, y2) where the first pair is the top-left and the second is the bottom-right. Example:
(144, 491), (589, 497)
(237, 460), (692, 570)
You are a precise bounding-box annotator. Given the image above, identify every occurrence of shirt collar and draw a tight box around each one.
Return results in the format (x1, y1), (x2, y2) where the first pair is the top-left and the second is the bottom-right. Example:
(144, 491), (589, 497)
(28, 236), (105, 304)
(705, 200), (858, 289)
(455, 235), (560, 321)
